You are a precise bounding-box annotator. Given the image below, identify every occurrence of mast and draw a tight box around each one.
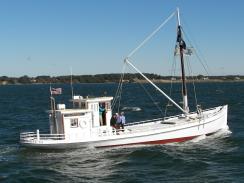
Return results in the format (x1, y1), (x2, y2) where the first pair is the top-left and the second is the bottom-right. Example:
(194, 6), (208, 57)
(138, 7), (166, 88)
(176, 8), (189, 113)
(123, 9), (188, 115)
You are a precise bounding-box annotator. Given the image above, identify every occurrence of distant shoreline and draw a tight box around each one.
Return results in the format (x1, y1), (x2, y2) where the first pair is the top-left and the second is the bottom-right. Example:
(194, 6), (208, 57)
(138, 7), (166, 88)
(1, 74), (244, 85)
(1, 79), (244, 86)
(136, 79), (244, 83)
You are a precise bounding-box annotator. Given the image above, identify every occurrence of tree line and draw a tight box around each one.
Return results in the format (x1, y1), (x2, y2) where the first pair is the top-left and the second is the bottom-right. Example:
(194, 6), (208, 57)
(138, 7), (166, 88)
(0, 74), (243, 85)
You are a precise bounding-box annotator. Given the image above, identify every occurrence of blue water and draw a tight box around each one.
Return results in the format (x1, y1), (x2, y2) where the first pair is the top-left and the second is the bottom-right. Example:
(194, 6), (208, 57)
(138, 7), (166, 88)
(0, 82), (244, 182)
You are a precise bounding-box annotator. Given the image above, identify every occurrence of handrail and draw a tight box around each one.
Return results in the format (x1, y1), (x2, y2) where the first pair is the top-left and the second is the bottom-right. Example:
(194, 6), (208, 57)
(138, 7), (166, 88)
(125, 106), (221, 126)
(125, 118), (163, 126)
(20, 132), (65, 143)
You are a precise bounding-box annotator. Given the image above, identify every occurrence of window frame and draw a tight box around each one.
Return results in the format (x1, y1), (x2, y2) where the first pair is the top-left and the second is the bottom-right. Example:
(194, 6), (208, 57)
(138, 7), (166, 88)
(70, 118), (79, 128)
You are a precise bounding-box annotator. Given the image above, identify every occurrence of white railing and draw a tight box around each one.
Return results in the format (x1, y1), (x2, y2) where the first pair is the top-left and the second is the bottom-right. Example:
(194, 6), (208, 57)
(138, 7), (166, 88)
(123, 107), (220, 128)
(125, 118), (163, 126)
(20, 130), (65, 144)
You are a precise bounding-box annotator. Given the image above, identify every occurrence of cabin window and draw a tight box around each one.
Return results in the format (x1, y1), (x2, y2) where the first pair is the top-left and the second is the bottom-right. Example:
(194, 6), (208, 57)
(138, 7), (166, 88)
(81, 102), (86, 109)
(70, 118), (78, 128)
(74, 102), (79, 109)
(105, 102), (111, 110)
(64, 113), (85, 117)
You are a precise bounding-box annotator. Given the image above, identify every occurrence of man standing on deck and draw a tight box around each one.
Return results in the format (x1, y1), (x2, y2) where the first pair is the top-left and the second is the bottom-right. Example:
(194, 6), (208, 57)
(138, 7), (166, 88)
(120, 112), (126, 131)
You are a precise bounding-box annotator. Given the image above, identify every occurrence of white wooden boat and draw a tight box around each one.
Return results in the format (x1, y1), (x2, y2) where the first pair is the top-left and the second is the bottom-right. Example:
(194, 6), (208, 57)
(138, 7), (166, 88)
(20, 8), (228, 149)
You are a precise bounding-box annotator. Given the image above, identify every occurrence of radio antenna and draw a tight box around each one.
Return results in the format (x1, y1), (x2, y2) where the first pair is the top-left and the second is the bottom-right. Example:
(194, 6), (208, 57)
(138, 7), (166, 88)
(70, 67), (74, 107)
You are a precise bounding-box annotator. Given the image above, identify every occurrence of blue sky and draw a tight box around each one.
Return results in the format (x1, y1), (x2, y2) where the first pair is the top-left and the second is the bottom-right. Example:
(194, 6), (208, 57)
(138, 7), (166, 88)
(0, 0), (243, 77)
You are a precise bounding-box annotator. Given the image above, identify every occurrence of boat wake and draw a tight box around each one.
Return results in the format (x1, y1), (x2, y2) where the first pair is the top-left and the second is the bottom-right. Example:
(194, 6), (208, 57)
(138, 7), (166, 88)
(190, 127), (232, 143)
(208, 127), (232, 139)
(164, 127), (232, 150)
(121, 107), (142, 111)
(190, 135), (206, 143)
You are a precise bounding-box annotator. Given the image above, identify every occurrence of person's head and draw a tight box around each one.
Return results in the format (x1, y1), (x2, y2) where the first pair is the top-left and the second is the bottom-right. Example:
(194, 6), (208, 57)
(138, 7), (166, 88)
(121, 112), (124, 116)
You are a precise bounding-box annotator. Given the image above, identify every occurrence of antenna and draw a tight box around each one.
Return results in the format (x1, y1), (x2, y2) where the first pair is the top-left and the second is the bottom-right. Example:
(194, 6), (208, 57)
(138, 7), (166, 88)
(177, 7), (181, 26)
(70, 67), (74, 107)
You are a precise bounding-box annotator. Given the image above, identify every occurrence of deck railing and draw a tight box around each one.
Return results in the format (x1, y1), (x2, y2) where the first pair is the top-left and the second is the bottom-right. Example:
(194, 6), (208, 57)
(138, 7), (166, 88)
(125, 118), (163, 126)
(125, 106), (221, 127)
(20, 130), (65, 144)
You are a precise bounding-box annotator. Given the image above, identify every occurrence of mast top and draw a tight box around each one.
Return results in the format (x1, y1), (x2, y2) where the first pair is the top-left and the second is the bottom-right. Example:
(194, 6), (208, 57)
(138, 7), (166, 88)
(177, 7), (181, 26)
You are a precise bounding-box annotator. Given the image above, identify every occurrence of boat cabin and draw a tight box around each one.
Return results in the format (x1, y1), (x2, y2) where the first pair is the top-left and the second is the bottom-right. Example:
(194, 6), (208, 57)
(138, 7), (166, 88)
(49, 96), (113, 139)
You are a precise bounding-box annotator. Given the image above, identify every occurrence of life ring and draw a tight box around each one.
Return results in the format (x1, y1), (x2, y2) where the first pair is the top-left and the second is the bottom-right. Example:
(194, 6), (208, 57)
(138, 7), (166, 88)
(79, 121), (87, 128)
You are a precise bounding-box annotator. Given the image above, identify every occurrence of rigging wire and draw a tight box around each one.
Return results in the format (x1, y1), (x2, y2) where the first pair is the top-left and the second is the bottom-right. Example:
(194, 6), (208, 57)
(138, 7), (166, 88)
(181, 23), (223, 109)
(121, 10), (189, 115)
(127, 11), (176, 58)
(139, 82), (165, 117)
(127, 66), (165, 117)
(111, 63), (126, 111)
(164, 29), (180, 116)
(185, 56), (199, 109)
(180, 16), (212, 74)
(116, 68), (126, 113)
(181, 27), (211, 76)
(181, 25), (223, 100)
(164, 56), (177, 116)
(70, 67), (74, 108)
(111, 63), (126, 107)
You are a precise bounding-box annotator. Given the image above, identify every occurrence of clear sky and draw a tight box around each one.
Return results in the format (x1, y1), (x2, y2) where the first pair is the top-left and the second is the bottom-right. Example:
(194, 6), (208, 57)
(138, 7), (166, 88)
(0, 0), (243, 77)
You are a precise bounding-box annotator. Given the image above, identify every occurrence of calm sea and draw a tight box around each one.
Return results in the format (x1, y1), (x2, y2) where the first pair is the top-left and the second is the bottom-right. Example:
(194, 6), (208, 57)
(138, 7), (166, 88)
(0, 82), (244, 182)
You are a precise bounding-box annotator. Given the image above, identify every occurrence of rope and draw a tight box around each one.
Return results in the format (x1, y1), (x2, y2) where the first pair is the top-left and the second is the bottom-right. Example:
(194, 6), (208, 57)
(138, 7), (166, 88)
(139, 82), (165, 117)
(180, 16), (212, 74)
(127, 63), (165, 116)
(164, 56), (177, 116)
(186, 56), (198, 109)
(127, 11), (176, 58)
(111, 63), (126, 111)
(111, 64), (125, 107)
(181, 25), (222, 97)
(116, 77), (124, 113)
(181, 27), (211, 76)
(164, 33), (179, 116)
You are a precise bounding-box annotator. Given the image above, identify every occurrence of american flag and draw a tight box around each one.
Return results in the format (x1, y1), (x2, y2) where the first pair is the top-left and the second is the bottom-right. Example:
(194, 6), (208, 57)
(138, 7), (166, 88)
(50, 88), (62, 95)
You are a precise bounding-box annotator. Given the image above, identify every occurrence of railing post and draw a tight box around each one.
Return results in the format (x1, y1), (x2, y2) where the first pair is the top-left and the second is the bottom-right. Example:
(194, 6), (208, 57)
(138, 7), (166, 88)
(36, 129), (40, 142)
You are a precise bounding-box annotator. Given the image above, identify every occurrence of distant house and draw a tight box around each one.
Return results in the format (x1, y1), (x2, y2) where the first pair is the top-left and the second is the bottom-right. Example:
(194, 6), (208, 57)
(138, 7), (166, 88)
(31, 79), (37, 83)
(235, 77), (240, 80)
(197, 75), (205, 80)
(0, 81), (8, 85)
(122, 79), (129, 83)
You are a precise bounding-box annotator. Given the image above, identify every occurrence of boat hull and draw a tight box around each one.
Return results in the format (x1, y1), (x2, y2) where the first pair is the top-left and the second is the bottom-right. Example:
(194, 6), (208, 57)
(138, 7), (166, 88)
(20, 105), (228, 149)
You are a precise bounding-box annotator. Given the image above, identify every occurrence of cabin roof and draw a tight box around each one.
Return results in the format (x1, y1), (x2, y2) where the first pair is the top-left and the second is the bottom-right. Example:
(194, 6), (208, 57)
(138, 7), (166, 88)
(71, 96), (113, 103)
(49, 109), (92, 114)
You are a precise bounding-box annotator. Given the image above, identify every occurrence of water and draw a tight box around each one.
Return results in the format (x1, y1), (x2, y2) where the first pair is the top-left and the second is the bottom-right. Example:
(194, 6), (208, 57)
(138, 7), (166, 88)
(0, 82), (244, 182)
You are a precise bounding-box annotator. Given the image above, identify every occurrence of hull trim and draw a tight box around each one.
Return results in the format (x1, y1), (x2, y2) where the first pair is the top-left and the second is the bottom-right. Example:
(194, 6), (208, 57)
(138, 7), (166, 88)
(96, 135), (198, 148)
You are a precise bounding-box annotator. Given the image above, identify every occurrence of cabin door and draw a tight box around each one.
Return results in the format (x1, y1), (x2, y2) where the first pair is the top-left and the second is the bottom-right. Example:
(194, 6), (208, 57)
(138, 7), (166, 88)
(99, 102), (106, 126)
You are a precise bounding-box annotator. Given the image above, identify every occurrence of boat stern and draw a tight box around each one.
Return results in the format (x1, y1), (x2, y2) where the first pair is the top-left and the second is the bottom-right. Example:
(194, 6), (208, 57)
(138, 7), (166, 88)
(20, 130), (66, 148)
(221, 104), (228, 129)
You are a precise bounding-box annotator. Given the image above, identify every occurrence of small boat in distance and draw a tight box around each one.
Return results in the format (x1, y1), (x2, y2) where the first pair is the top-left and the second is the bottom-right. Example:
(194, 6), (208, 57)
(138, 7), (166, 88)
(20, 8), (228, 149)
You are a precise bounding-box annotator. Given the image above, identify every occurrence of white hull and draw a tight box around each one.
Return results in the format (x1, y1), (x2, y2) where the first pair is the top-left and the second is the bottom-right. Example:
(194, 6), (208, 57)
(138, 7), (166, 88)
(20, 9), (228, 150)
(20, 105), (228, 149)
